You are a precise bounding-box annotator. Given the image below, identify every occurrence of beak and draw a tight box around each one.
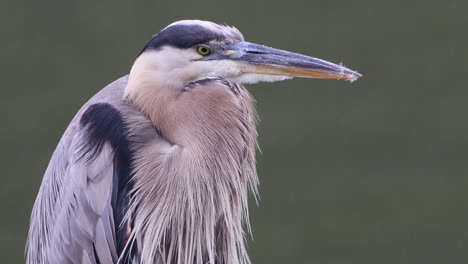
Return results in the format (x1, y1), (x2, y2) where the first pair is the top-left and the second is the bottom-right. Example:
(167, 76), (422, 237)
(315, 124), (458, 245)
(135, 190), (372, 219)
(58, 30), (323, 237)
(217, 42), (362, 81)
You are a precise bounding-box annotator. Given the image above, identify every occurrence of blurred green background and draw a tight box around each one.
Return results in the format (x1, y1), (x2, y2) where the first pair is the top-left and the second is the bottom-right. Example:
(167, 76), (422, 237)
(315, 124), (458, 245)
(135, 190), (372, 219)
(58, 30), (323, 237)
(2, 0), (468, 263)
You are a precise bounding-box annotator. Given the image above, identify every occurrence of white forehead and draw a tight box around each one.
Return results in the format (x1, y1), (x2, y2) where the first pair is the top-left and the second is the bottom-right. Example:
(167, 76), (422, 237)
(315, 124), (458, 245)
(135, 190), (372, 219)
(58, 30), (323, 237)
(165, 20), (244, 42)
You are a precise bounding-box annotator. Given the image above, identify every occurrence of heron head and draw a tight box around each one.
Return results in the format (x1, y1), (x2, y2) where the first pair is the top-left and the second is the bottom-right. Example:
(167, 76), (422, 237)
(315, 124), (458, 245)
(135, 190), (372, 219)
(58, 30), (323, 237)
(129, 20), (361, 91)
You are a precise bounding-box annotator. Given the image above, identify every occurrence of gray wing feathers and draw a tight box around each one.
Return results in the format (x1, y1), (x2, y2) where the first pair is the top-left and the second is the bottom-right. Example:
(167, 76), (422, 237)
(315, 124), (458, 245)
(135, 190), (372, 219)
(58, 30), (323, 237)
(47, 137), (118, 264)
(27, 77), (130, 264)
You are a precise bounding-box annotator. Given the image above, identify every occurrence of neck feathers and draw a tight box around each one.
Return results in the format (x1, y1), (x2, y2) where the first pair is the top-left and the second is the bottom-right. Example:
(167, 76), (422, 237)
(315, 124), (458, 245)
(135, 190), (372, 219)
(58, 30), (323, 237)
(124, 72), (259, 264)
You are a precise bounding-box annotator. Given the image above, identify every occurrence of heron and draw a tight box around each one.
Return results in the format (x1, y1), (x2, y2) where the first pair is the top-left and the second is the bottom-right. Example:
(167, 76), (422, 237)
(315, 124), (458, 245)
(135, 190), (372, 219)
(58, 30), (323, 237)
(26, 20), (361, 264)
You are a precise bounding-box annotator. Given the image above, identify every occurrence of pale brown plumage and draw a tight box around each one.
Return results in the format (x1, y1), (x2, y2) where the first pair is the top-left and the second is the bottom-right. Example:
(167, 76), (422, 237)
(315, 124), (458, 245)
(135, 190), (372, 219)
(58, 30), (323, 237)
(126, 77), (257, 264)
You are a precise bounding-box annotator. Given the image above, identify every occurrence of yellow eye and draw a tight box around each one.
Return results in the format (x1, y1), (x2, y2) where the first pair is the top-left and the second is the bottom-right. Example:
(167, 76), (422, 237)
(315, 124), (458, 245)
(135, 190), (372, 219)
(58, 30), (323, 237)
(197, 46), (211, 56)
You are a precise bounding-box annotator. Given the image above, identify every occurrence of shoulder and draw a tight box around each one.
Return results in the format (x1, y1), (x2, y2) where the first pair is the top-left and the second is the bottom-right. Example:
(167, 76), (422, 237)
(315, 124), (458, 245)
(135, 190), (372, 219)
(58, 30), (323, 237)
(79, 103), (129, 161)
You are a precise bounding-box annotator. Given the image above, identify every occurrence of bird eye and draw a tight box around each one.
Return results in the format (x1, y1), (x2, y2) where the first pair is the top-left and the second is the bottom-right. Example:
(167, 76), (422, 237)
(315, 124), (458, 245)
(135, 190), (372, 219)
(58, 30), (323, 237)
(197, 46), (211, 56)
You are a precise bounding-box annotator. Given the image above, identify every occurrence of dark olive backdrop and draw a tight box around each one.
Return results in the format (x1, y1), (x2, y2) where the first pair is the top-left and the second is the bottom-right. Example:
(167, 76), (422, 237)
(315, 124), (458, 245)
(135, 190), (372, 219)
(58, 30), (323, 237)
(2, 0), (468, 263)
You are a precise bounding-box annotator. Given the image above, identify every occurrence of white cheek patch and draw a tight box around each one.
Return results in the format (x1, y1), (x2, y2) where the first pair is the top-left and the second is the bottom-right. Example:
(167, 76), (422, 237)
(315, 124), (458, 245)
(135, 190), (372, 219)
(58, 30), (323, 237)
(192, 60), (242, 80)
(228, 74), (293, 84)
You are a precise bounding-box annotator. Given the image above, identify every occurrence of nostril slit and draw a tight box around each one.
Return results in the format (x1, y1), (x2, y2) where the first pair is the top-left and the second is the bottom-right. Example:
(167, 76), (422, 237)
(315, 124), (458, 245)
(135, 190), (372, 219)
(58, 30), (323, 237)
(246, 51), (268, 54)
